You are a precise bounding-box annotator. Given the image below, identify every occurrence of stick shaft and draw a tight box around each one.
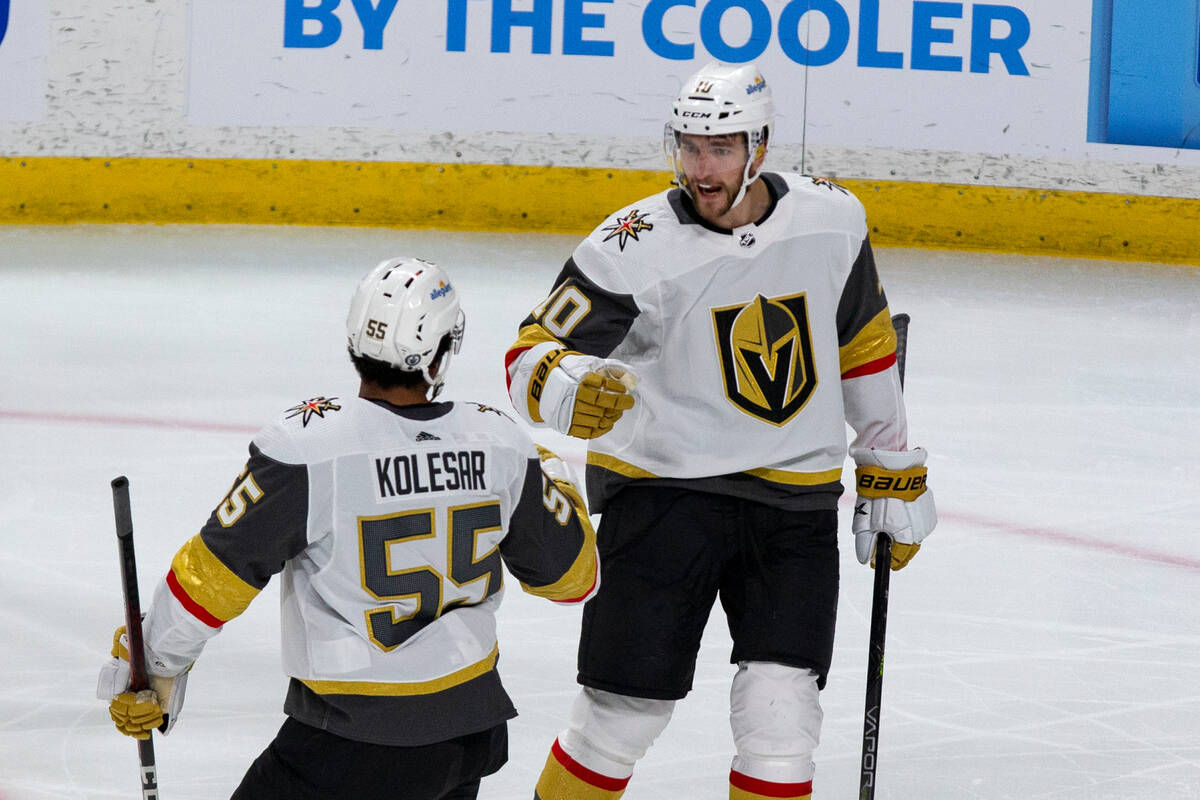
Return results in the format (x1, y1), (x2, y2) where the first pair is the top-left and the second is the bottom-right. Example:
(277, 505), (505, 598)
(111, 476), (160, 799)
(858, 314), (910, 799)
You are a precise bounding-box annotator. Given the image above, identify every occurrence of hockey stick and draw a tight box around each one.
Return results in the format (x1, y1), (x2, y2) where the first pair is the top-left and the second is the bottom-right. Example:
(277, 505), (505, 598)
(858, 312), (909, 800)
(111, 476), (160, 799)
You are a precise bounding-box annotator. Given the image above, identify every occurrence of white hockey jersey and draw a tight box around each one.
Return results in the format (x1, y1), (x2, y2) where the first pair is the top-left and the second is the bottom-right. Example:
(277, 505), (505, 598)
(506, 172), (907, 512)
(142, 396), (597, 746)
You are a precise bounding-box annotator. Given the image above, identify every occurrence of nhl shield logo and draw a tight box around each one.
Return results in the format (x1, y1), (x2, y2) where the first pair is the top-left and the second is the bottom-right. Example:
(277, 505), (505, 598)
(711, 293), (817, 426)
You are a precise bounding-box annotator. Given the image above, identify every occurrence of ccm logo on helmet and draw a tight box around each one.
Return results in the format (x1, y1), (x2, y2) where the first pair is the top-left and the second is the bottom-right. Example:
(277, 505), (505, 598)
(681, 111), (712, 118)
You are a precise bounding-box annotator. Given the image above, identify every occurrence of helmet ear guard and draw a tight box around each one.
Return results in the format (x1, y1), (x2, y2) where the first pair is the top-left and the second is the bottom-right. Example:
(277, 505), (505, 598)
(666, 60), (776, 209)
(347, 256), (466, 399)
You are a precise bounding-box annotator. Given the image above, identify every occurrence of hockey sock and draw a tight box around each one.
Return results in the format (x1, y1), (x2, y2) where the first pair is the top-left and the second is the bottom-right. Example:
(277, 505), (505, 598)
(729, 770), (813, 800)
(534, 738), (631, 800)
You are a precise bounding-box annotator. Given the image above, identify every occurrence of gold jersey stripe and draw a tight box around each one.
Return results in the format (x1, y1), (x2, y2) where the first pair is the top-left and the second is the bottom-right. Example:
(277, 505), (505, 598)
(588, 453), (840, 487)
(743, 466), (844, 486)
(586, 451), (660, 480)
(169, 535), (260, 624)
(300, 646), (499, 697)
(839, 308), (898, 377)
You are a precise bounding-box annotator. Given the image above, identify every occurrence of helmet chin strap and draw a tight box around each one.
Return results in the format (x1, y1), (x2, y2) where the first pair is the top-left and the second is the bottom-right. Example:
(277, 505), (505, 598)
(730, 132), (767, 213)
(422, 352), (449, 401)
(729, 161), (755, 211)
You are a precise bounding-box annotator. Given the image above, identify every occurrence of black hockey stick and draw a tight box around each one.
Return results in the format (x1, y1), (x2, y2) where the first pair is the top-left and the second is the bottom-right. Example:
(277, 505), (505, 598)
(111, 476), (161, 799)
(858, 313), (909, 800)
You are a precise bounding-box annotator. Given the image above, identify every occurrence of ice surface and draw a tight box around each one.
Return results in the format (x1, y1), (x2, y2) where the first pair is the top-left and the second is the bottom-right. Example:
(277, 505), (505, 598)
(1, 225), (1198, 799)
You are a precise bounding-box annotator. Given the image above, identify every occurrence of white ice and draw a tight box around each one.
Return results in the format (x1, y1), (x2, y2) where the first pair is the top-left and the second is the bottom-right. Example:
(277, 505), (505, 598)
(1, 224), (1198, 799)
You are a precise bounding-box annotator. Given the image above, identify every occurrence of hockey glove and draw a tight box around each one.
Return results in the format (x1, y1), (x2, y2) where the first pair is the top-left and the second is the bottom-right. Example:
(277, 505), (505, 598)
(850, 446), (937, 570)
(536, 444), (583, 490)
(529, 350), (637, 440)
(96, 625), (188, 738)
(536, 444), (593, 516)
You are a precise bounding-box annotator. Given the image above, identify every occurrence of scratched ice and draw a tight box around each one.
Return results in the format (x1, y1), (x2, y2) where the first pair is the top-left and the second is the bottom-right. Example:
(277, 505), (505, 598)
(1, 224), (1197, 799)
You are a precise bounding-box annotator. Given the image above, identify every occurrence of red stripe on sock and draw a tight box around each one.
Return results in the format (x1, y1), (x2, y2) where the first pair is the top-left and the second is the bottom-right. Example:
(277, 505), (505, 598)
(166, 570), (225, 629)
(551, 739), (631, 792)
(730, 770), (812, 798)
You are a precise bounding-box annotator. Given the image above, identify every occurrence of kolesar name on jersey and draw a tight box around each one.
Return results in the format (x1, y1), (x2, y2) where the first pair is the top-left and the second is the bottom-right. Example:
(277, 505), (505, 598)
(374, 449), (488, 500)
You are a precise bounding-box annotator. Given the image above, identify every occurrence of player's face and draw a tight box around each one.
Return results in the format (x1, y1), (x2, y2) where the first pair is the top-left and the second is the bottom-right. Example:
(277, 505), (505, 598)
(677, 133), (749, 224)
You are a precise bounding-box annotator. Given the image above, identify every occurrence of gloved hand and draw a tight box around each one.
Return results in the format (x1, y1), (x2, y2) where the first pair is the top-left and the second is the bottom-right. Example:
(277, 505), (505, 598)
(528, 350), (637, 439)
(850, 446), (937, 570)
(536, 444), (581, 487)
(96, 625), (188, 738)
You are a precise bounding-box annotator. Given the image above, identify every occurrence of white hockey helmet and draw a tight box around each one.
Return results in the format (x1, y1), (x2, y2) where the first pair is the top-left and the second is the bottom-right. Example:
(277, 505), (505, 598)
(346, 256), (465, 398)
(665, 61), (775, 209)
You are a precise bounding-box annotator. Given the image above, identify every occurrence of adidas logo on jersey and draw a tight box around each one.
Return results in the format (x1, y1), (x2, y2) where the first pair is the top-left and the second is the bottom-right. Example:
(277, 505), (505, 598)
(415, 431), (441, 441)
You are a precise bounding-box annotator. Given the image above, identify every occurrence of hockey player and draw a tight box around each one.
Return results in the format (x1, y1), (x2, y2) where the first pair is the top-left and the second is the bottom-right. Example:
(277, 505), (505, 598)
(97, 257), (599, 800)
(504, 62), (937, 799)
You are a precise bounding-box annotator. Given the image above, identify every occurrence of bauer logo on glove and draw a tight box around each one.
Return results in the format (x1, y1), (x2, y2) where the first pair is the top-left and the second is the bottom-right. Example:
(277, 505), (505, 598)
(849, 446), (938, 571)
(855, 468), (927, 499)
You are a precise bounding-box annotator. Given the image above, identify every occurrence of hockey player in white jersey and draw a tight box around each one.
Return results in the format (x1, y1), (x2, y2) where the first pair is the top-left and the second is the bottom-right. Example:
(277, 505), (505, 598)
(505, 62), (937, 800)
(97, 257), (599, 800)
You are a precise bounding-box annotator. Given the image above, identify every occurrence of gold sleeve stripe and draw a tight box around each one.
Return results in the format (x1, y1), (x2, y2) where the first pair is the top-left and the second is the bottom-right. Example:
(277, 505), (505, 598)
(510, 322), (562, 353)
(520, 547), (597, 603)
(527, 348), (573, 423)
(744, 466), (843, 486)
(300, 645), (498, 696)
(585, 451), (660, 479)
(521, 485), (598, 602)
(839, 308), (897, 377)
(166, 535), (260, 628)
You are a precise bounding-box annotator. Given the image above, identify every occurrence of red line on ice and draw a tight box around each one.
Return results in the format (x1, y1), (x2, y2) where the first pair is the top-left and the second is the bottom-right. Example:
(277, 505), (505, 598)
(840, 500), (1200, 572)
(0, 408), (258, 435)
(943, 509), (1200, 571)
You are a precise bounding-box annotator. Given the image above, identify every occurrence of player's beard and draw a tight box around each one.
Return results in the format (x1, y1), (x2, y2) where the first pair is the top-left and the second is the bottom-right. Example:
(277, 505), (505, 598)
(687, 174), (741, 224)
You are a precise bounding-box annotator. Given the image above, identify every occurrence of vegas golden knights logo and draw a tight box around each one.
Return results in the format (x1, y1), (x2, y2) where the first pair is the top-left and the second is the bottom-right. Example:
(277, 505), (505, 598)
(712, 293), (817, 426)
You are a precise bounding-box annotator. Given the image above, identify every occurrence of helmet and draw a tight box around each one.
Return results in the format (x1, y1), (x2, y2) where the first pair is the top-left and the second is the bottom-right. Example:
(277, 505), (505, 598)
(346, 256), (465, 399)
(665, 61), (775, 209)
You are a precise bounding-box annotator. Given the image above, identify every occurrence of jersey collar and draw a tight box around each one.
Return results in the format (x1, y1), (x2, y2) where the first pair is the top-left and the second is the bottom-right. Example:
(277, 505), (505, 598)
(667, 172), (789, 233)
(365, 397), (454, 420)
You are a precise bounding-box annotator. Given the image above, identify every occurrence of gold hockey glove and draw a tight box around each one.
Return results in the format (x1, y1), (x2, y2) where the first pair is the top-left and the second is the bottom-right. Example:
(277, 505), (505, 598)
(527, 349), (637, 440)
(569, 371), (635, 439)
(96, 625), (189, 738)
